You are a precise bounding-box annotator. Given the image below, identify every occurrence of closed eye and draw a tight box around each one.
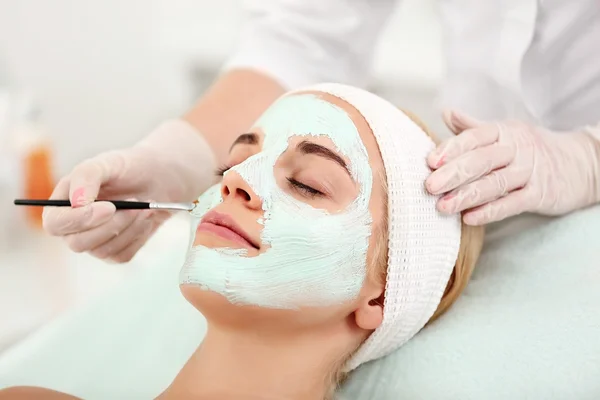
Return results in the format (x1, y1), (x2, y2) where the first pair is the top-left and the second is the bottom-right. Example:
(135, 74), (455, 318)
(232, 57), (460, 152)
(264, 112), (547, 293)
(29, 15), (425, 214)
(287, 177), (324, 198)
(215, 164), (233, 177)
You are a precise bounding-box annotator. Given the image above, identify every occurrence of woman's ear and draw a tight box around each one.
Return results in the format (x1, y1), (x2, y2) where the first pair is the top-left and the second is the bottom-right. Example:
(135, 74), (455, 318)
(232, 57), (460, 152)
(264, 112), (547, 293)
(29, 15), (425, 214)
(354, 292), (384, 331)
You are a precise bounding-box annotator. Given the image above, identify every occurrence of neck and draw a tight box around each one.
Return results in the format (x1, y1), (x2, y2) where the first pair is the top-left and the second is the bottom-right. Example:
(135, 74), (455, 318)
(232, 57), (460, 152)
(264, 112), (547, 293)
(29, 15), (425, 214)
(160, 323), (347, 400)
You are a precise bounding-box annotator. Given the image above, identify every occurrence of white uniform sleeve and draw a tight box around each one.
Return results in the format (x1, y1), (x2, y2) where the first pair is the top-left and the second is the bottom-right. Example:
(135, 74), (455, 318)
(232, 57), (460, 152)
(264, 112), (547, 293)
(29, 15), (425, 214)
(223, 0), (399, 89)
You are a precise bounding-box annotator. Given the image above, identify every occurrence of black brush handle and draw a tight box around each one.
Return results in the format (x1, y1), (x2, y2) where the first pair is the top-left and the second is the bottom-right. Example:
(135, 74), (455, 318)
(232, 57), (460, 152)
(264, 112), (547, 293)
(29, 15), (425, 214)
(13, 199), (150, 210)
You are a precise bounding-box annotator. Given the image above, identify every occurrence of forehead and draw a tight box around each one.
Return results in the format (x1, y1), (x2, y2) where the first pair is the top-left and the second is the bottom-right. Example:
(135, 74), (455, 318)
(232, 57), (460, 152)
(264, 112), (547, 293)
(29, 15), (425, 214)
(251, 92), (384, 180)
(310, 92), (384, 180)
(254, 93), (360, 152)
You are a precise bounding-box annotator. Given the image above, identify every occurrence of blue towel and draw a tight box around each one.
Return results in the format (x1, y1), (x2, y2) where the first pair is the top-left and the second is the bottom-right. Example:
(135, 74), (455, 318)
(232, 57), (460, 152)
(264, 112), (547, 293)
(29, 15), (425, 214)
(340, 205), (600, 400)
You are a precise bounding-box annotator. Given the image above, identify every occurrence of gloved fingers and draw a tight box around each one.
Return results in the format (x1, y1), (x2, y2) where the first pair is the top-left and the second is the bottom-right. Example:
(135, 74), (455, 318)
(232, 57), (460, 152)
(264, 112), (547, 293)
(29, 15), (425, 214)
(47, 176), (70, 200)
(426, 143), (514, 194)
(43, 200), (116, 236)
(89, 209), (154, 261)
(63, 207), (140, 253)
(436, 164), (529, 214)
(68, 153), (123, 207)
(43, 177), (85, 234)
(107, 222), (157, 263)
(462, 187), (533, 225)
(43, 153), (123, 236)
(428, 124), (500, 169)
(442, 109), (484, 135)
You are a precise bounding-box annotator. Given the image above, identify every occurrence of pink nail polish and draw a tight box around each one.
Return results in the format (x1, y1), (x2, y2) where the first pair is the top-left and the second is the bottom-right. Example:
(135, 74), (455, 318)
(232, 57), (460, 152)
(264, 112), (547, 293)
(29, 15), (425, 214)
(435, 155), (446, 168)
(426, 178), (438, 194)
(72, 187), (86, 207)
(442, 193), (455, 202)
(439, 195), (456, 213)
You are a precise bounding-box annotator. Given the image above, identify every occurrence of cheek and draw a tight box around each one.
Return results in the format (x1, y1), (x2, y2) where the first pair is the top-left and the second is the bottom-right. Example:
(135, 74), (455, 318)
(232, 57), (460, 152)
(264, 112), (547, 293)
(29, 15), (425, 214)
(278, 305), (353, 330)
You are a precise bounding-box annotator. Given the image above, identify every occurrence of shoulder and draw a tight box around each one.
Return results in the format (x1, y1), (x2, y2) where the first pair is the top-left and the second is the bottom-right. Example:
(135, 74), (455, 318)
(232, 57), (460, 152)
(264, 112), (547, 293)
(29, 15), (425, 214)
(0, 386), (81, 399)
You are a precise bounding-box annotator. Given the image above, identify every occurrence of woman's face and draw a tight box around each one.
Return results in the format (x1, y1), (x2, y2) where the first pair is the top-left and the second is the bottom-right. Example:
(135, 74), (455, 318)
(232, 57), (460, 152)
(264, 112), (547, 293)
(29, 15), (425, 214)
(180, 92), (386, 332)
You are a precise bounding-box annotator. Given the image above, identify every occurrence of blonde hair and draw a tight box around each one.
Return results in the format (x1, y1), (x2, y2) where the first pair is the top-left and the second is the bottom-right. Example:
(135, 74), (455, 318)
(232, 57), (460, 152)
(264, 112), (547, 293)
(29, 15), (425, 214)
(328, 110), (485, 397)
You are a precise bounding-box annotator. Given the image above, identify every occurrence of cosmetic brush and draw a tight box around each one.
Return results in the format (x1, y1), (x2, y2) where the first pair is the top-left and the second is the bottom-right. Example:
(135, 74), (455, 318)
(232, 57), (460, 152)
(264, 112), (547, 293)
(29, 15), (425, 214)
(13, 199), (196, 212)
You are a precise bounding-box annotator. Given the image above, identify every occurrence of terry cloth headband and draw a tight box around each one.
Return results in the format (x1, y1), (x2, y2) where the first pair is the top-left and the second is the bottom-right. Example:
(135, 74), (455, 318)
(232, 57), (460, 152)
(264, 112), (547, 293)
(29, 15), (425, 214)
(294, 83), (462, 371)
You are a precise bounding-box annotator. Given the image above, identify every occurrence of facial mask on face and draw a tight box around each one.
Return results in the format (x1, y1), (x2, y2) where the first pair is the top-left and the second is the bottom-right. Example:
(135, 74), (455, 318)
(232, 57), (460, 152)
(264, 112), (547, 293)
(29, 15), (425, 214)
(180, 94), (373, 309)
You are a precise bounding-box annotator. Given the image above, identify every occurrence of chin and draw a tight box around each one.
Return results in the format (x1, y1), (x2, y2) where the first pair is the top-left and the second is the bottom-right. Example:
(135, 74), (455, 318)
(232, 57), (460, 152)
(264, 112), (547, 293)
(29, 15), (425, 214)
(179, 284), (356, 336)
(179, 284), (304, 331)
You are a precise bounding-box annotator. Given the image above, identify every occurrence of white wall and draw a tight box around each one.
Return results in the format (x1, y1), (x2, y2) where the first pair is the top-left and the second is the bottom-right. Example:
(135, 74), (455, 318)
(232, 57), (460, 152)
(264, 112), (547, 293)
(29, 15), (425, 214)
(0, 0), (444, 176)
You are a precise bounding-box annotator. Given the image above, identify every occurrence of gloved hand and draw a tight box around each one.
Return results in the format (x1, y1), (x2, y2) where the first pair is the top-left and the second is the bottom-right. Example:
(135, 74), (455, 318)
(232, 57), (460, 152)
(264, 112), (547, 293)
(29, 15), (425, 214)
(425, 110), (600, 225)
(43, 120), (216, 262)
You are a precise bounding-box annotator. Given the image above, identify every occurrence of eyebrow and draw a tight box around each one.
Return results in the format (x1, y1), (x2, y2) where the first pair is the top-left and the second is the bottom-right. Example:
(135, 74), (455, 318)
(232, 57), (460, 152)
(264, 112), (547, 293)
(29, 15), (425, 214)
(229, 133), (259, 152)
(297, 140), (351, 178)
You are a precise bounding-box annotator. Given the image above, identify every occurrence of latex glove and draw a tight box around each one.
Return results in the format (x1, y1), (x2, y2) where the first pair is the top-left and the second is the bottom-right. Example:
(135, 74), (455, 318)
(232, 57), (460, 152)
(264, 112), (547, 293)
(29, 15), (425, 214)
(425, 110), (600, 225)
(43, 120), (216, 262)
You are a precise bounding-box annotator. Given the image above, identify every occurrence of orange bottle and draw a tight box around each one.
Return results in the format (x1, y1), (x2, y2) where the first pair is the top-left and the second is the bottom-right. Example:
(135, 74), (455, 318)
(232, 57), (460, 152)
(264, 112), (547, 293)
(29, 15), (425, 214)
(23, 139), (55, 228)
(13, 98), (55, 229)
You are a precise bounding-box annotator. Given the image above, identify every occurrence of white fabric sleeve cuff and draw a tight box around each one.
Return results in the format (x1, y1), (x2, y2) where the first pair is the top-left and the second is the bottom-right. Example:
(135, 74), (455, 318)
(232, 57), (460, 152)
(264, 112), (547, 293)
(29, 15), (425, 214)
(223, 0), (398, 90)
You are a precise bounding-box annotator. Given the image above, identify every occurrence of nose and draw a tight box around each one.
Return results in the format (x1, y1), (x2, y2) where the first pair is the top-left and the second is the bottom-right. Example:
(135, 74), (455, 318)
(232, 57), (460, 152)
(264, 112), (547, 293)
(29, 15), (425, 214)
(221, 171), (262, 209)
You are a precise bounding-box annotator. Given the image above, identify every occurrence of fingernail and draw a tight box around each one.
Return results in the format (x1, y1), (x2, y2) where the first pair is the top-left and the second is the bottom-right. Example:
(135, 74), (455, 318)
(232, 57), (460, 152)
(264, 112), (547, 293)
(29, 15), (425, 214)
(442, 193), (455, 202)
(438, 193), (456, 213)
(72, 187), (87, 207)
(435, 154), (446, 168)
(426, 172), (449, 194)
(432, 142), (450, 166)
(425, 177), (438, 194)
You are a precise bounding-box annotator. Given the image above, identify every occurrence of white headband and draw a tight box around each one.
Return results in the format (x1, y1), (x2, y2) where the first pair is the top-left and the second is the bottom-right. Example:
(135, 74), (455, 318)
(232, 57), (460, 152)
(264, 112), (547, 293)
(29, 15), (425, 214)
(295, 83), (462, 371)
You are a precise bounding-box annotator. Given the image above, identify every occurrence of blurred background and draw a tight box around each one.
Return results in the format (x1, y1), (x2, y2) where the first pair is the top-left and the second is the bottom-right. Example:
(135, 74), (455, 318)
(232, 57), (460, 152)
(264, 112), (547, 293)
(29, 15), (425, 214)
(0, 0), (443, 354)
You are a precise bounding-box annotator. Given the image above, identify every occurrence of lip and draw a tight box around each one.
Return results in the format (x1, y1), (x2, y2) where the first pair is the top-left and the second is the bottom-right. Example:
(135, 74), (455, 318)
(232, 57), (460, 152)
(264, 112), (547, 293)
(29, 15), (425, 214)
(197, 210), (260, 250)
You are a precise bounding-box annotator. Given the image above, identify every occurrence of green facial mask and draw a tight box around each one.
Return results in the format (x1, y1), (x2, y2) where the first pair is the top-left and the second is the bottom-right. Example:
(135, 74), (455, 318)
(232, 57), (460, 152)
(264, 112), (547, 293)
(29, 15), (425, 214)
(181, 94), (373, 309)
